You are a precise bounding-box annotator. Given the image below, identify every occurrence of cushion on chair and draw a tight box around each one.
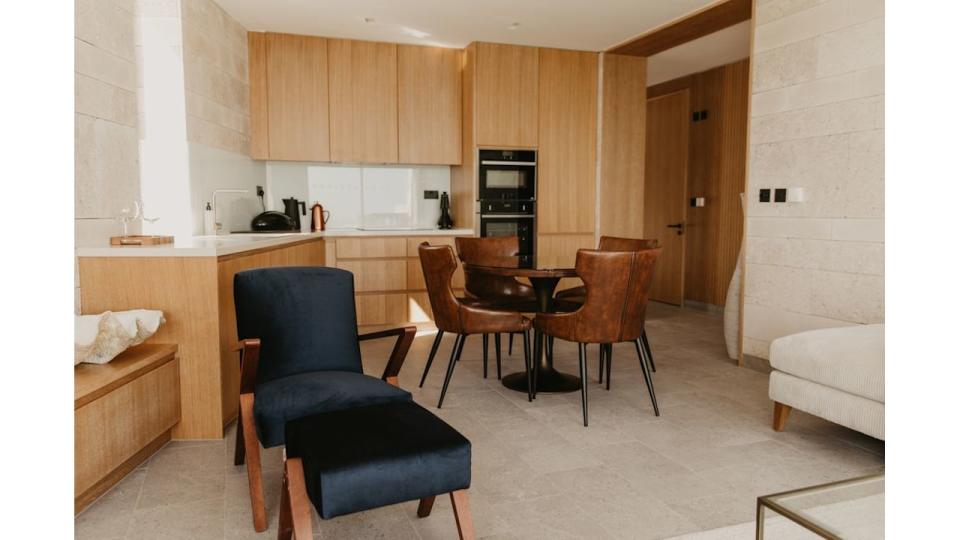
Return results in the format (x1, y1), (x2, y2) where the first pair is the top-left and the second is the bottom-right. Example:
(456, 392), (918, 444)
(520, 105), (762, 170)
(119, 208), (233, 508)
(770, 324), (884, 402)
(234, 267), (363, 384)
(254, 371), (412, 447)
(285, 401), (471, 519)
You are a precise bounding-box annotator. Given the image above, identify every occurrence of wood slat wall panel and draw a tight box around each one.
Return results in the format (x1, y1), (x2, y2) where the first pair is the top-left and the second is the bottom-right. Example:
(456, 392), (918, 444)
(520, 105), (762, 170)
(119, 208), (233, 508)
(398, 45), (462, 164)
(599, 54), (647, 239)
(537, 48), (599, 234)
(328, 39), (399, 163)
(265, 33), (330, 161)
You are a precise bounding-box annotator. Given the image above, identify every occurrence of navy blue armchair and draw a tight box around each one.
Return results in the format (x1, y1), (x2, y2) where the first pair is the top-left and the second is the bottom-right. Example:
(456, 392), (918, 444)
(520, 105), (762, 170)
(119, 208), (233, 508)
(232, 267), (415, 532)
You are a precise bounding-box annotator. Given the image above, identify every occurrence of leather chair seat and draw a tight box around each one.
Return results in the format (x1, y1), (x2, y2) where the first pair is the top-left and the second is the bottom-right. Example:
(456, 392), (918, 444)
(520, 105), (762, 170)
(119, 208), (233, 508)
(555, 286), (586, 304)
(461, 296), (541, 313)
(254, 371), (412, 447)
(284, 401), (471, 519)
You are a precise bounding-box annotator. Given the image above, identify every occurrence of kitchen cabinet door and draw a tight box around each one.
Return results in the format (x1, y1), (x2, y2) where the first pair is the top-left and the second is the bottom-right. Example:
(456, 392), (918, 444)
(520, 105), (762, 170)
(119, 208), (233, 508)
(536, 48), (598, 234)
(265, 33), (330, 161)
(474, 42), (538, 148)
(398, 45), (462, 164)
(248, 33), (269, 159)
(328, 39), (398, 163)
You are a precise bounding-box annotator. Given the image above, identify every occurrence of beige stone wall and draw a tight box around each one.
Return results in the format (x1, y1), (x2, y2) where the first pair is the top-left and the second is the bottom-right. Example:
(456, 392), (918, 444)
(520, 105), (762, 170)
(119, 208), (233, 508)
(743, 0), (884, 359)
(181, 0), (249, 155)
(75, 0), (141, 311)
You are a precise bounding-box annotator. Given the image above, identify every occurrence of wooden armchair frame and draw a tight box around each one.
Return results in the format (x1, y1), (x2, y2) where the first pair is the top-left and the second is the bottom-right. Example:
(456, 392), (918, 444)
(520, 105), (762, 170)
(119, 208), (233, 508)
(233, 326), (416, 532)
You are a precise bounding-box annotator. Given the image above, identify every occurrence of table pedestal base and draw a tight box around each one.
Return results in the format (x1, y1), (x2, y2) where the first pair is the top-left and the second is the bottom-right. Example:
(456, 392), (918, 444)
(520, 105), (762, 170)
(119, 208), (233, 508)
(502, 368), (581, 394)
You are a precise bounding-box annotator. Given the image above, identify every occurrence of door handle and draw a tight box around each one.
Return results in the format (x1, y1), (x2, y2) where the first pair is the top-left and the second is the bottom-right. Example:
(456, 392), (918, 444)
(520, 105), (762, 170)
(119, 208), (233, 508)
(666, 223), (685, 235)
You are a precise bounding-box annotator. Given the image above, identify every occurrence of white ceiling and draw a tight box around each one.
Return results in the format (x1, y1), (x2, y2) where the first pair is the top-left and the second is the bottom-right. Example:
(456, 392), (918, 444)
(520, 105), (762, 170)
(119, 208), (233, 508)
(213, 0), (722, 51)
(645, 20), (751, 86)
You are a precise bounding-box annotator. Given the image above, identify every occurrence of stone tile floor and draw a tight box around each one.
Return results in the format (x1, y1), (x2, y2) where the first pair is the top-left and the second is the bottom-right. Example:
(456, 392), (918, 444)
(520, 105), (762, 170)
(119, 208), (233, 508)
(75, 303), (884, 539)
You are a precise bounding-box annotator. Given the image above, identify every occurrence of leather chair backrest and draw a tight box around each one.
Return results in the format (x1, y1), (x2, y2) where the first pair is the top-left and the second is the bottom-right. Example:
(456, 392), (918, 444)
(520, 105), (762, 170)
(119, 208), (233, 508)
(454, 236), (532, 299)
(573, 248), (661, 343)
(234, 267), (363, 384)
(598, 236), (659, 252)
(418, 243), (463, 334)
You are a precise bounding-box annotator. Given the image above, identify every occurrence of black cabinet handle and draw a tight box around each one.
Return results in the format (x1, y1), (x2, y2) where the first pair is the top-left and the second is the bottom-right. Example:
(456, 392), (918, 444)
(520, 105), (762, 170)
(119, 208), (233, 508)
(666, 223), (685, 235)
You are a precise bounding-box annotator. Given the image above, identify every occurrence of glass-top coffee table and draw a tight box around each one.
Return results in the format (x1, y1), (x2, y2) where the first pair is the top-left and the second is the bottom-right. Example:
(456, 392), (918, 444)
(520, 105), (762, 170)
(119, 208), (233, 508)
(756, 474), (884, 539)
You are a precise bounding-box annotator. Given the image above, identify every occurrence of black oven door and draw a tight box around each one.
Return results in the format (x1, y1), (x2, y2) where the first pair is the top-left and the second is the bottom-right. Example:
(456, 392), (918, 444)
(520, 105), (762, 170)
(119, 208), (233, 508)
(480, 216), (535, 260)
(479, 165), (536, 201)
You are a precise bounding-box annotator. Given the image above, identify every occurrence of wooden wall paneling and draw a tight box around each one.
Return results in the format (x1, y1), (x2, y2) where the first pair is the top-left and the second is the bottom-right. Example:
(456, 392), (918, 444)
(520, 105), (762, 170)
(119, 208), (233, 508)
(537, 48), (599, 234)
(536, 233), (595, 289)
(216, 240), (326, 424)
(75, 358), (180, 507)
(248, 32), (269, 159)
(266, 33), (330, 161)
(474, 42), (539, 148)
(643, 90), (690, 305)
(599, 54), (647, 239)
(79, 257), (222, 439)
(608, 0), (752, 56)
(328, 39), (399, 163)
(450, 43), (476, 231)
(715, 59), (750, 305)
(684, 68), (723, 305)
(398, 45), (462, 164)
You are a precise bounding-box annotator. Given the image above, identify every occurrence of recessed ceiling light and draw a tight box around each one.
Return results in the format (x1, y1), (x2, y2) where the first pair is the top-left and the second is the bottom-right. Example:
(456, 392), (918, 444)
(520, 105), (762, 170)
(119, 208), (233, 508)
(362, 17), (375, 24)
(401, 27), (431, 39)
(507, 22), (520, 30)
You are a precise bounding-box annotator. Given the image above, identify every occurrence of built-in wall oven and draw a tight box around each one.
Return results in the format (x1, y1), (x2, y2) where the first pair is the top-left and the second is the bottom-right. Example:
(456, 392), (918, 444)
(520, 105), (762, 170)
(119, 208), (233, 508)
(478, 149), (536, 263)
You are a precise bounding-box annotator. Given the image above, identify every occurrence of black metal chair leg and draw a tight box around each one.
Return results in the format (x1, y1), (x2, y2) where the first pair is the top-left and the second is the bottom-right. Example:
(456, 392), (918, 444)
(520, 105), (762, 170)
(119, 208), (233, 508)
(419, 330), (444, 388)
(494, 333), (503, 379)
(635, 338), (660, 416)
(605, 344), (613, 391)
(578, 343), (589, 427)
(598, 344), (604, 384)
(642, 328), (656, 373)
(482, 334), (489, 378)
(438, 334), (466, 409)
(508, 332), (514, 356)
(522, 330), (532, 402)
(533, 330), (543, 399)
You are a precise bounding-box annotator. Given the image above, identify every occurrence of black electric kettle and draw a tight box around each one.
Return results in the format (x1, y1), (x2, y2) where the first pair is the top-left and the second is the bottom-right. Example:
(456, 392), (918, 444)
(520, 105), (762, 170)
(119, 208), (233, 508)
(283, 197), (307, 230)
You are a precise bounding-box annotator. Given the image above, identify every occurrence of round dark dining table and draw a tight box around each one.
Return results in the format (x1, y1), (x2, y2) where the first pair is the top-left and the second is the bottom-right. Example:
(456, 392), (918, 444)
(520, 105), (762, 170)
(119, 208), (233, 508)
(462, 257), (581, 394)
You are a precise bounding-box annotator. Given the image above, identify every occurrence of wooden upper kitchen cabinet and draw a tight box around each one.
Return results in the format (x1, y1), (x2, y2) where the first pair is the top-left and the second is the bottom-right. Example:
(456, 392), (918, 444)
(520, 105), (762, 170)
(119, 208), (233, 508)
(263, 33), (330, 161)
(328, 38), (399, 163)
(398, 45), (462, 165)
(474, 42), (539, 148)
(536, 47), (598, 234)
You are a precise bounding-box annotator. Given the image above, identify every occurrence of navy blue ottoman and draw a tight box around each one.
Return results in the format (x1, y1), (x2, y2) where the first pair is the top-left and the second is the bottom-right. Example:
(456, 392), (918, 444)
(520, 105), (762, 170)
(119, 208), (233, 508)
(278, 401), (475, 539)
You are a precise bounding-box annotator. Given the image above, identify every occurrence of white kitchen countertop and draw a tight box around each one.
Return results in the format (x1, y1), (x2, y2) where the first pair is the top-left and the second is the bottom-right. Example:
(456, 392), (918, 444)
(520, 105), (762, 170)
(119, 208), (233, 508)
(75, 228), (475, 258)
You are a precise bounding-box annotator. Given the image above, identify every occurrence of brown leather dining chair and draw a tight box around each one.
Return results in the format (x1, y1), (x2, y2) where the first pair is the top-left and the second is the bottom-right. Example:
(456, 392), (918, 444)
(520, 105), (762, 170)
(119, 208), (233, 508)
(453, 236), (538, 379)
(535, 248), (661, 426)
(556, 236), (660, 386)
(418, 242), (535, 406)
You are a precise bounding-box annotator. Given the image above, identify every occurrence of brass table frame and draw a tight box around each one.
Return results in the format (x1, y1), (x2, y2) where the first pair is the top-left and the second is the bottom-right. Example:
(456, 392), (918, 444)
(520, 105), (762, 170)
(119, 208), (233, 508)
(755, 473), (883, 540)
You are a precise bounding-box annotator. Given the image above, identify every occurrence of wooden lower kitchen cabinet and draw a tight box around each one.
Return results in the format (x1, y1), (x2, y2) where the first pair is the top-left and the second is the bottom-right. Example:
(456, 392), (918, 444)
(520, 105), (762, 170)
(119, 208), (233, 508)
(78, 237), (326, 440)
(75, 344), (180, 513)
(326, 234), (470, 330)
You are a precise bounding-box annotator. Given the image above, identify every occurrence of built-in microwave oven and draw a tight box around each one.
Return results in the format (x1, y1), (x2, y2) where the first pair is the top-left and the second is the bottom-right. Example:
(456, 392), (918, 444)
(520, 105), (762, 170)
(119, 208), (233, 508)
(478, 149), (536, 201)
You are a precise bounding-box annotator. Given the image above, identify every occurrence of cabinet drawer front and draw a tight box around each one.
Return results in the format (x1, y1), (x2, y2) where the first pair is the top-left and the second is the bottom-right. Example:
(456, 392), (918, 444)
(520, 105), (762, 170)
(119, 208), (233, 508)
(356, 293), (407, 326)
(75, 360), (180, 495)
(338, 260), (407, 292)
(407, 259), (464, 290)
(407, 292), (434, 323)
(406, 236), (457, 256)
(336, 238), (407, 259)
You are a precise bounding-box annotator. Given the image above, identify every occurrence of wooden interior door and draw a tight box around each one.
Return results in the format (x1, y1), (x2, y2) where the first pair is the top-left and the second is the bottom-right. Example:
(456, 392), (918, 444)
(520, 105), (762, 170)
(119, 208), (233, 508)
(643, 90), (689, 305)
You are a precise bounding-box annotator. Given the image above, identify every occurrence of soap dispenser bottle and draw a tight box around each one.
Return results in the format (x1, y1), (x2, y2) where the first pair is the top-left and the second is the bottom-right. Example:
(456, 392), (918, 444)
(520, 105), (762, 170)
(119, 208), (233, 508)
(203, 202), (215, 235)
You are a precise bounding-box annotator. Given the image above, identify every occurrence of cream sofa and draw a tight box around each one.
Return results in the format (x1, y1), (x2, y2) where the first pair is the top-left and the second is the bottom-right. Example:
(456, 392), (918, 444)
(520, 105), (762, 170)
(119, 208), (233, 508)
(768, 324), (885, 440)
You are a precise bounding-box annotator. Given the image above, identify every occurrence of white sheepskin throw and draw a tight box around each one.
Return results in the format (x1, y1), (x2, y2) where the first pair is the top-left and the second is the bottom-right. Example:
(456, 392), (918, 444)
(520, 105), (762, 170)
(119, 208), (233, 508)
(75, 310), (165, 365)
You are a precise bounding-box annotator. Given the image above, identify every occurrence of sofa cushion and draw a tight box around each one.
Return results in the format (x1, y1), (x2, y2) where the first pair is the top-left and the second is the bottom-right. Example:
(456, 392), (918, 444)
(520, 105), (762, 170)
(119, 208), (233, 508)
(253, 371), (412, 448)
(285, 401), (471, 519)
(770, 324), (884, 402)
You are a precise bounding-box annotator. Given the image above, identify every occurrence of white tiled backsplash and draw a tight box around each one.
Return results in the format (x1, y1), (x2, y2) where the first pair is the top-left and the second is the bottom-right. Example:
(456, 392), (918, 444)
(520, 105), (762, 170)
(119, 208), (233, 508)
(268, 163), (451, 231)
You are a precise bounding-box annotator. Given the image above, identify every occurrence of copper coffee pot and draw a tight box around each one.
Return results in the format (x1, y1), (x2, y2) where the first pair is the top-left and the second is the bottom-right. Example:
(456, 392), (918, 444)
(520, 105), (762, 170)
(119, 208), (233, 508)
(311, 202), (331, 232)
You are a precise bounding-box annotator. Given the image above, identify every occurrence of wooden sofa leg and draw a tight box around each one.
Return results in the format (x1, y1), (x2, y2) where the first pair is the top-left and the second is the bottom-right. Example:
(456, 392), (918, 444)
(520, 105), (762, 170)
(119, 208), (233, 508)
(417, 496), (436, 518)
(773, 402), (792, 431)
(285, 458), (313, 540)
(240, 394), (267, 532)
(450, 490), (475, 540)
(277, 468), (293, 540)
